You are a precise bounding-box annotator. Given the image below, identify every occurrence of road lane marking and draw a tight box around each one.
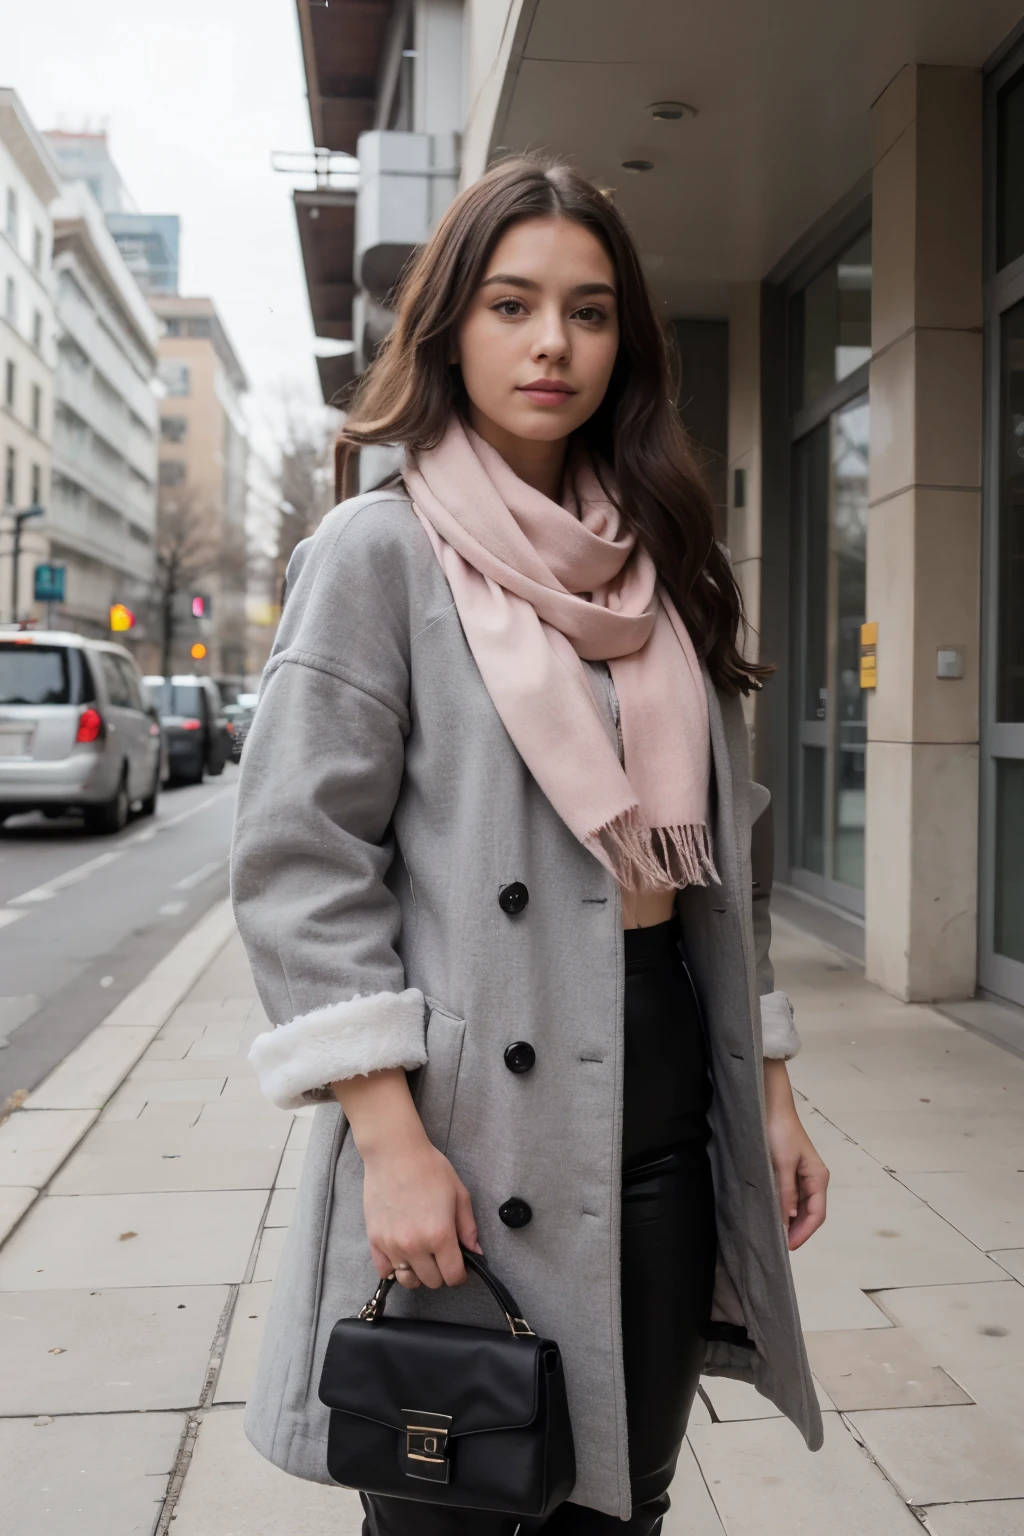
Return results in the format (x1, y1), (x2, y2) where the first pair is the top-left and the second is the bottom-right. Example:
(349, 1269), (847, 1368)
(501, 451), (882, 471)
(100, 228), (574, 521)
(159, 900), (188, 916)
(8, 849), (124, 906)
(126, 788), (233, 845)
(0, 910), (26, 930)
(173, 859), (225, 891)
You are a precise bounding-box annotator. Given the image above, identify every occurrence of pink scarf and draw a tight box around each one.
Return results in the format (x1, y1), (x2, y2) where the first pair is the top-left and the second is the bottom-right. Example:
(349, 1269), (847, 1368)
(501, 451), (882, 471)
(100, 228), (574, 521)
(404, 416), (717, 892)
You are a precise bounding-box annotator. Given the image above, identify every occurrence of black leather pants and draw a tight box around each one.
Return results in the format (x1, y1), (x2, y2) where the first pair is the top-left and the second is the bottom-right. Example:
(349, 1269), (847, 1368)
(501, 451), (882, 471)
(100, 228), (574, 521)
(362, 917), (716, 1536)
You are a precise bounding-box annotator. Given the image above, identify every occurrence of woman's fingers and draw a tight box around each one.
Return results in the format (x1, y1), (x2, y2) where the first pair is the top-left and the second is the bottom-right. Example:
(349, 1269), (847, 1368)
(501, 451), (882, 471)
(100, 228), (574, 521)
(777, 1159), (800, 1232)
(454, 1181), (483, 1256)
(787, 1161), (829, 1251)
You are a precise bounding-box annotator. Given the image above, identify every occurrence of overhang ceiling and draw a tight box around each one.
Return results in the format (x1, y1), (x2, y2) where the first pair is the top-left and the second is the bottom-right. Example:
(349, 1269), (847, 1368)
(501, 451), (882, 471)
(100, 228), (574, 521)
(495, 0), (1024, 316)
(295, 0), (395, 152)
(294, 188), (357, 342)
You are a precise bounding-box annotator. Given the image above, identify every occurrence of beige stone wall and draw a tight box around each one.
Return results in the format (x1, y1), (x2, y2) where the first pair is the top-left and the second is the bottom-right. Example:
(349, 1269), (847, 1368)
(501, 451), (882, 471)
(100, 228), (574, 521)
(864, 65), (983, 1001)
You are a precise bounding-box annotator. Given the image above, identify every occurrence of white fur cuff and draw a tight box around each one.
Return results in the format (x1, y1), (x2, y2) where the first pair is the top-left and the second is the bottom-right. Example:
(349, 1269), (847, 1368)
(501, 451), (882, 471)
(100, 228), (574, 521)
(249, 988), (427, 1110)
(760, 990), (801, 1060)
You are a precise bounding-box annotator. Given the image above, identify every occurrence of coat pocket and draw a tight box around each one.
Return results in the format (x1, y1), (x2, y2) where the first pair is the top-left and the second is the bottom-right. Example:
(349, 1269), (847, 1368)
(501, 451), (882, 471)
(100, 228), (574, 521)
(411, 999), (466, 1155)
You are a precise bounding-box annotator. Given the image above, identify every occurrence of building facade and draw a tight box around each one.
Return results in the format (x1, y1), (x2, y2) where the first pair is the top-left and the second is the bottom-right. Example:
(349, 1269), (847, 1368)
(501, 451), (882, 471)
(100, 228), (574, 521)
(148, 295), (249, 682)
(47, 180), (159, 641)
(292, 1), (1024, 1039)
(0, 89), (59, 623)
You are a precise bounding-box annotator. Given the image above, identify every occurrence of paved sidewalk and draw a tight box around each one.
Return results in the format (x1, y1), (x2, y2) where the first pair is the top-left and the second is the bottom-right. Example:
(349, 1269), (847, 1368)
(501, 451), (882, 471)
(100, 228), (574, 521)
(1, 911), (1023, 1535)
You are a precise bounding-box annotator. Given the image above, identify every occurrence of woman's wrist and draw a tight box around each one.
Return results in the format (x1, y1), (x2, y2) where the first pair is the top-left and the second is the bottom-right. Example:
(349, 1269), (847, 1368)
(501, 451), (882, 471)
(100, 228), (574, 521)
(763, 1057), (798, 1118)
(331, 1066), (429, 1162)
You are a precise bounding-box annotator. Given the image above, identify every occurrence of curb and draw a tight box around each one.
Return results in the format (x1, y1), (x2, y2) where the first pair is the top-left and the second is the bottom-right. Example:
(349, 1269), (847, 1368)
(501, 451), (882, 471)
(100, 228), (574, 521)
(0, 896), (237, 1247)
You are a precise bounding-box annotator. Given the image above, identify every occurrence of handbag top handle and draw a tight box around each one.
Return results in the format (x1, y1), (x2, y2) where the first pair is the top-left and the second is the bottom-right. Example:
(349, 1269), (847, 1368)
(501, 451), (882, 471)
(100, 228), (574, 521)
(358, 1247), (536, 1337)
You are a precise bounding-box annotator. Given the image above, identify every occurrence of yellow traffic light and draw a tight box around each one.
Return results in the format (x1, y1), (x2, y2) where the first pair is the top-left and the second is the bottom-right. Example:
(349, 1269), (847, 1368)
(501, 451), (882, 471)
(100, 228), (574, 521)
(190, 642), (207, 660)
(109, 603), (135, 633)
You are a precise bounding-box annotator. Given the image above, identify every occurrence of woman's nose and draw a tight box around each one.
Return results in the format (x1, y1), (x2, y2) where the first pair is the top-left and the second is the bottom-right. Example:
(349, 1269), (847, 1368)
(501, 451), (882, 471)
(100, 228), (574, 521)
(531, 311), (570, 363)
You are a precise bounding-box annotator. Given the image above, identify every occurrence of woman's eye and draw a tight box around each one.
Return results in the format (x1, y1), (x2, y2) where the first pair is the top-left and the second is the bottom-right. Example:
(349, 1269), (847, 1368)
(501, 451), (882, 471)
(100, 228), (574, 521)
(573, 306), (605, 323)
(494, 298), (526, 317)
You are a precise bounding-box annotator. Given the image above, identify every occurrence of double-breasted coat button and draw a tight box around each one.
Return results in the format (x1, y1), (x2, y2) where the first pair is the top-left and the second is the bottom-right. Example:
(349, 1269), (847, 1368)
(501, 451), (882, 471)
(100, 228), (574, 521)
(498, 1197), (532, 1228)
(504, 1041), (536, 1074)
(498, 882), (529, 915)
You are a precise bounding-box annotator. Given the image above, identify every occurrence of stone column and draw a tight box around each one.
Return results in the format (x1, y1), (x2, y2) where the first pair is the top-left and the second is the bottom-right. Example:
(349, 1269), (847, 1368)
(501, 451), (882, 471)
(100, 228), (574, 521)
(727, 282), (763, 741)
(865, 66), (983, 1001)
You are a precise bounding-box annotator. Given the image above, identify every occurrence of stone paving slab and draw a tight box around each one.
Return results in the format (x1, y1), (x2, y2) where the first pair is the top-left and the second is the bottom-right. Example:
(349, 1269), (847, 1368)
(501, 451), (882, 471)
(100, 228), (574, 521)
(0, 1107), (97, 1187)
(804, 1325), (973, 1411)
(0, 1189), (267, 1290)
(0, 1184), (33, 1245)
(0, 1410), (185, 1536)
(664, 1440), (725, 1534)
(898, 1168), (1024, 1251)
(214, 1282), (272, 1404)
(687, 1413), (922, 1535)
(0, 1285), (228, 1414)
(850, 1405), (1024, 1504)
(49, 1114), (286, 1196)
(922, 1502), (1024, 1535)
(169, 1407), (363, 1535)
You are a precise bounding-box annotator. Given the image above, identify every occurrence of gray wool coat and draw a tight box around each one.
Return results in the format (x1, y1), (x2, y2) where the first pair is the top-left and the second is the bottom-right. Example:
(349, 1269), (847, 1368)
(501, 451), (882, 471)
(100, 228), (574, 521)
(231, 488), (823, 1521)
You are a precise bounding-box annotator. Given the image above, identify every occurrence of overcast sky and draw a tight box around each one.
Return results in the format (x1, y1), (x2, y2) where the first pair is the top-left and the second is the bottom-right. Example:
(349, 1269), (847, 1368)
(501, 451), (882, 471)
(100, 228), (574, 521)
(7, 0), (328, 456)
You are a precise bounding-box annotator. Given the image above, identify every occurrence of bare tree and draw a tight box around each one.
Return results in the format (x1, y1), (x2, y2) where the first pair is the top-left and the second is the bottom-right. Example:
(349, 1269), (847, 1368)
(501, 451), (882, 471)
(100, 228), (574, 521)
(149, 488), (219, 676)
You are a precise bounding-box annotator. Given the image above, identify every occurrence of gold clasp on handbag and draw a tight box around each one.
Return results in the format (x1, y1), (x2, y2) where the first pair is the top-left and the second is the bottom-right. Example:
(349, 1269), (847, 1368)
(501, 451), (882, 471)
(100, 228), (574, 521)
(401, 1409), (453, 1483)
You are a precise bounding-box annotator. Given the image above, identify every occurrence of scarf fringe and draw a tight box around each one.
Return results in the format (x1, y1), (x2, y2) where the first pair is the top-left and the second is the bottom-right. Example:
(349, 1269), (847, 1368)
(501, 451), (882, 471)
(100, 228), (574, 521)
(586, 805), (721, 892)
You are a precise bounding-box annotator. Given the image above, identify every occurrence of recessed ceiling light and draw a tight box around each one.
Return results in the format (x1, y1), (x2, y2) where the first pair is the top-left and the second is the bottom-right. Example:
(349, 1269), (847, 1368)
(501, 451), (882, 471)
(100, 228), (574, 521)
(621, 159), (654, 173)
(647, 101), (697, 122)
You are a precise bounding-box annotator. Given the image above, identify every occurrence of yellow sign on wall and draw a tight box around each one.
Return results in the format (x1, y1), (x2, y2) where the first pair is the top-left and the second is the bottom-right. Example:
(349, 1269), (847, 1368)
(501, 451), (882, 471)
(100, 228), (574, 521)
(860, 621), (878, 689)
(109, 603), (135, 633)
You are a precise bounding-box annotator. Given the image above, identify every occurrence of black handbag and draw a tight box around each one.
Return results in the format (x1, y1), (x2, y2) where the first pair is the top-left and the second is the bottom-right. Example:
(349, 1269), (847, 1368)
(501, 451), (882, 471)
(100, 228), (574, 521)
(318, 1248), (576, 1518)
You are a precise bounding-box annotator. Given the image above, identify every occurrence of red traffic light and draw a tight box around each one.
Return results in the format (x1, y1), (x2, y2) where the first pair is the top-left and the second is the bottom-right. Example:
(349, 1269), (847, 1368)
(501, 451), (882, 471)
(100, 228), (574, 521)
(191, 594), (206, 618)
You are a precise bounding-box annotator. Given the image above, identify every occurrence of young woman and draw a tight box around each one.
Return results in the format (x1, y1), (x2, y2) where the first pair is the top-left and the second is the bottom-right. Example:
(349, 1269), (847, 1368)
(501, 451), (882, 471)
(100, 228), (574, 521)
(232, 157), (829, 1534)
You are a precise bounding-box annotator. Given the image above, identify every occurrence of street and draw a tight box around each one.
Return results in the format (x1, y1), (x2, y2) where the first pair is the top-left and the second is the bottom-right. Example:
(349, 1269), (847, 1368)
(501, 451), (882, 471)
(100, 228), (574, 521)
(0, 770), (238, 1107)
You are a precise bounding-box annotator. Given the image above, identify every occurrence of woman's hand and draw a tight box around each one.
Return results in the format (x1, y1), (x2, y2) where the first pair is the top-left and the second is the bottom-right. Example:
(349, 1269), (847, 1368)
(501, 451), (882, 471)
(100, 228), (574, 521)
(332, 1066), (482, 1290)
(763, 1059), (829, 1251)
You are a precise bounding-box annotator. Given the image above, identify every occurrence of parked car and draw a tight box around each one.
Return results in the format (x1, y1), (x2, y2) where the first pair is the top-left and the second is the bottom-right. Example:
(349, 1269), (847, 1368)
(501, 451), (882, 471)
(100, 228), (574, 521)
(0, 628), (162, 833)
(222, 691), (258, 763)
(144, 675), (233, 785)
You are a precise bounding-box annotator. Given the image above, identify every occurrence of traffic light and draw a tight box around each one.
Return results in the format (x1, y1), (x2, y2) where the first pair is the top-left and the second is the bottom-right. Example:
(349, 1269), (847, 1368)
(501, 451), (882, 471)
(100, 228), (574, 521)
(109, 603), (135, 632)
(191, 593), (210, 618)
(191, 642), (207, 660)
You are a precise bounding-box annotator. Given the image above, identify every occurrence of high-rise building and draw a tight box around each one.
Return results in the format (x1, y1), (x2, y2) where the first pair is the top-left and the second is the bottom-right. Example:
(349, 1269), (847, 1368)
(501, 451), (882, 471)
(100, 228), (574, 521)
(148, 295), (248, 682)
(0, 89), (59, 622)
(43, 130), (180, 294)
(49, 180), (159, 640)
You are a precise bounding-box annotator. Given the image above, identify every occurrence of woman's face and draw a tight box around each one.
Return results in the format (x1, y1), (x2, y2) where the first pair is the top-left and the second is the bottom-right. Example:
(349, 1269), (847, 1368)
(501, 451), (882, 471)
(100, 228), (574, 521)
(453, 215), (620, 448)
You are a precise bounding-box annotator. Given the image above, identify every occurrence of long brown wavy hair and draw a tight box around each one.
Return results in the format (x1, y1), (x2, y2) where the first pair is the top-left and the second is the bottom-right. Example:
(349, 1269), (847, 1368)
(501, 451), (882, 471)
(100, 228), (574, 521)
(340, 156), (768, 695)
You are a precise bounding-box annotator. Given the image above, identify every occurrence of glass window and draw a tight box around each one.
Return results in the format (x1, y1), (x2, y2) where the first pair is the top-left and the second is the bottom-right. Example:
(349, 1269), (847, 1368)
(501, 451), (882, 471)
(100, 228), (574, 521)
(5, 187), (17, 243)
(145, 680), (205, 719)
(793, 231), (872, 411)
(5, 275), (16, 326)
(792, 396), (869, 891)
(115, 657), (145, 712)
(99, 652), (130, 708)
(32, 309), (42, 350)
(31, 383), (40, 432)
(32, 227), (42, 271)
(998, 297), (1024, 721)
(994, 759), (1024, 963)
(30, 463), (41, 505)
(4, 445), (15, 506)
(0, 644), (92, 705)
(4, 359), (13, 408)
(161, 415), (188, 443)
(998, 64), (1024, 271)
(159, 360), (190, 397)
(159, 459), (187, 487)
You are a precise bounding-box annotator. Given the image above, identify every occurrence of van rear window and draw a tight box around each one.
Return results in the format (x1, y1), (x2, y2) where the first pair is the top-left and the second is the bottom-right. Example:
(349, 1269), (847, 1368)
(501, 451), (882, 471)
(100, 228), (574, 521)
(0, 644), (93, 706)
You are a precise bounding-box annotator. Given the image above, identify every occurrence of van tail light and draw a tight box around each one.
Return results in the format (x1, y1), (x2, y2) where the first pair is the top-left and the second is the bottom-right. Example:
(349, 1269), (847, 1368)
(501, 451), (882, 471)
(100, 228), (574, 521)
(224, 720), (235, 735)
(75, 707), (105, 744)
(180, 718), (202, 731)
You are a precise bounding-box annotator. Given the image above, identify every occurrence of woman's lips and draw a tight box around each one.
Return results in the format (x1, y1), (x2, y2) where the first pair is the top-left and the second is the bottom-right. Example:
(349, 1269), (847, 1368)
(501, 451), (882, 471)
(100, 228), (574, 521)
(516, 382), (577, 406)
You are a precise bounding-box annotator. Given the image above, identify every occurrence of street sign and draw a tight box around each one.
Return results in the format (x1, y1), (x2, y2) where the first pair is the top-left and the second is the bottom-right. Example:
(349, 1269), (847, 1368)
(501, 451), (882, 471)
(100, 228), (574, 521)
(34, 563), (65, 603)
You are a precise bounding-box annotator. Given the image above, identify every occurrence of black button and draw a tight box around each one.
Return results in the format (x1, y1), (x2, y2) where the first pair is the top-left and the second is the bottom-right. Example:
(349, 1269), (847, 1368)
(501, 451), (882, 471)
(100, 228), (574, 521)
(504, 1041), (536, 1074)
(498, 1197), (532, 1229)
(498, 882), (529, 915)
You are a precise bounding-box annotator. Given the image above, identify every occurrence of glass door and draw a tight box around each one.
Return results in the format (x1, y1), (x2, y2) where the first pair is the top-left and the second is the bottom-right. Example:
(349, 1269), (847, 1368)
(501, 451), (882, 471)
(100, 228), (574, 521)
(792, 397), (869, 908)
(980, 56), (1024, 1007)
